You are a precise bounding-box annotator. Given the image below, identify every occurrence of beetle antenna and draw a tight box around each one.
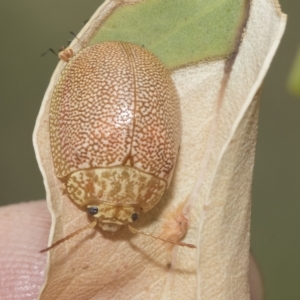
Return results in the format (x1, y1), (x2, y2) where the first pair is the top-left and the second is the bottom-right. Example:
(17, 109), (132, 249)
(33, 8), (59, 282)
(127, 225), (196, 249)
(40, 220), (97, 253)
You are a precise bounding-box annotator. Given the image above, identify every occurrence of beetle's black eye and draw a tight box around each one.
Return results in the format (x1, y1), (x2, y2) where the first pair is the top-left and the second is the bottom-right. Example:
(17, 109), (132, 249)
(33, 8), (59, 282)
(132, 212), (139, 222)
(88, 206), (98, 215)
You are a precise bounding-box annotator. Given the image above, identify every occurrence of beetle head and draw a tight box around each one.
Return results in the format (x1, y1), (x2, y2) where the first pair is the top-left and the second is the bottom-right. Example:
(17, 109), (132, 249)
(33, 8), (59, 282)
(87, 204), (140, 232)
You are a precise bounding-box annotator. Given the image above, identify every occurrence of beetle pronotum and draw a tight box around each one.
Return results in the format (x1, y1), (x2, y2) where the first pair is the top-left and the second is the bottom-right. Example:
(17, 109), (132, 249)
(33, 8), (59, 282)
(42, 41), (195, 252)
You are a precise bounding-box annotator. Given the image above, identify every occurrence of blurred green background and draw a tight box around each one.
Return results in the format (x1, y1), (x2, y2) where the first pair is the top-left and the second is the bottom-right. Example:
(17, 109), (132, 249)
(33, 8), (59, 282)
(0, 1), (299, 299)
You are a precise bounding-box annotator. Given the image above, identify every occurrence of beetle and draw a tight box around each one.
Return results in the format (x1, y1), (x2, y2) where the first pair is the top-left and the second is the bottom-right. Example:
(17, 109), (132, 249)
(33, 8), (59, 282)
(42, 41), (195, 251)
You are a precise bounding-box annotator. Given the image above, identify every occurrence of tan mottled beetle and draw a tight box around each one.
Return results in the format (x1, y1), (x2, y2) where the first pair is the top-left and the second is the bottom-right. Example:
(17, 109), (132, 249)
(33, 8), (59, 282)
(43, 41), (195, 251)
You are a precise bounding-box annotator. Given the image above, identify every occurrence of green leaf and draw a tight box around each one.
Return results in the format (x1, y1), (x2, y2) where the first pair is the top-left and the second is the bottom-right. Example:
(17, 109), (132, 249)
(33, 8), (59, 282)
(89, 0), (248, 69)
(287, 45), (300, 98)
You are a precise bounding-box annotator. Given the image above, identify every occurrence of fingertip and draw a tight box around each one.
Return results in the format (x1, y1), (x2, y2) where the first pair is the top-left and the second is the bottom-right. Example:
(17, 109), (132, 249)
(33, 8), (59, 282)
(249, 251), (264, 300)
(0, 200), (50, 300)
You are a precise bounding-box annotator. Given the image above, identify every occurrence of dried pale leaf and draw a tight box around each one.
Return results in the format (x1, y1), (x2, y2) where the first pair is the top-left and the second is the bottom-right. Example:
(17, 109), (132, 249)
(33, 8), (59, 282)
(33, 0), (286, 299)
